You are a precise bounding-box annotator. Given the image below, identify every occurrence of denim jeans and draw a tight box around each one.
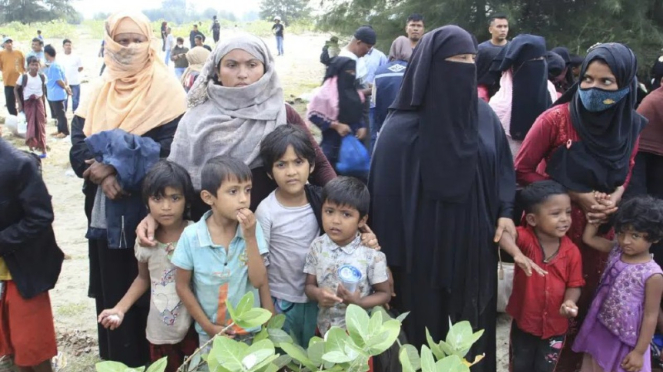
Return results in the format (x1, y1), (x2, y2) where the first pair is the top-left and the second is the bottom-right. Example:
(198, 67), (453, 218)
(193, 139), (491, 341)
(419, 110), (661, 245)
(64, 84), (80, 113)
(276, 36), (284, 55)
(174, 67), (186, 81)
(164, 49), (171, 66)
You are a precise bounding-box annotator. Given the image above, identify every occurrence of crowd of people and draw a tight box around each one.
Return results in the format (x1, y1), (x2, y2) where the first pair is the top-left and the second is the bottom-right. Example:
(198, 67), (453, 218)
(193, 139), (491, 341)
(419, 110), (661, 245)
(3, 8), (663, 372)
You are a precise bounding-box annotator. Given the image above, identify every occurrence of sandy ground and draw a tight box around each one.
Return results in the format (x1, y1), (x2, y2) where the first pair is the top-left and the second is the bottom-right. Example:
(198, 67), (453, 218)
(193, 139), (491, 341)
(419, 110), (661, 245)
(0, 29), (510, 371)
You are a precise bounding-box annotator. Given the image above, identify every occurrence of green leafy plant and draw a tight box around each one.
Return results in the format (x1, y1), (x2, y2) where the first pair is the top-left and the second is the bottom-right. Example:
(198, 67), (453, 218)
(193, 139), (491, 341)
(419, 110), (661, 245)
(96, 292), (484, 372)
(399, 320), (485, 372)
(281, 305), (408, 372)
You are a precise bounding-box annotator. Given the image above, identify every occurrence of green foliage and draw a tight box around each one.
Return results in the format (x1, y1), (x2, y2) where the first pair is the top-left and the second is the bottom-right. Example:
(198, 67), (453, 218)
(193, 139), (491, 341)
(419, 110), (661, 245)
(282, 306), (407, 372)
(0, 20), (77, 43)
(94, 295), (484, 372)
(318, 0), (663, 77)
(259, 0), (312, 24)
(399, 320), (485, 372)
(0, 0), (75, 24)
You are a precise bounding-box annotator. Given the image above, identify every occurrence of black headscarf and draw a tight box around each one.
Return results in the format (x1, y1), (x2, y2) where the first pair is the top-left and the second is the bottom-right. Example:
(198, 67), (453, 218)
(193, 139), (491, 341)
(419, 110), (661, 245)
(545, 51), (566, 81)
(547, 43), (646, 193)
(476, 43), (503, 87)
(392, 25), (478, 202)
(551, 46), (577, 91)
(324, 56), (364, 124)
(492, 34), (552, 140)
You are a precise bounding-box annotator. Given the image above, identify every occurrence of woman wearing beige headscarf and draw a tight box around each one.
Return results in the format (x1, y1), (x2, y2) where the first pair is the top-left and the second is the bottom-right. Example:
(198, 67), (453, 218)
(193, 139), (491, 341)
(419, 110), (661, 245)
(69, 11), (187, 367)
(180, 46), (211, 92)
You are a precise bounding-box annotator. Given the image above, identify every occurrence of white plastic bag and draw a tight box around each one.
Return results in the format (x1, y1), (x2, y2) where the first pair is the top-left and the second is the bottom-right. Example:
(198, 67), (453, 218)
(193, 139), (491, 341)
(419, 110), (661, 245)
(16, 112), (27, 137)
(4, 114), (18, 134)
(497, 262), (514, 313)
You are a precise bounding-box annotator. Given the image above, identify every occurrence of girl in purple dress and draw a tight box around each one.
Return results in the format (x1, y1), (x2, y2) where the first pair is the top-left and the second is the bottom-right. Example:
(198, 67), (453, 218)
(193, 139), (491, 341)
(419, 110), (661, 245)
(574, 196), (663, 372)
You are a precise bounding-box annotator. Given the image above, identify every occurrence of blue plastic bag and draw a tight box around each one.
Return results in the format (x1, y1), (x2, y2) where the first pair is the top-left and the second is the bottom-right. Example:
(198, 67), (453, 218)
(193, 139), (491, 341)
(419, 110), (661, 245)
(336, 135), (370, 176)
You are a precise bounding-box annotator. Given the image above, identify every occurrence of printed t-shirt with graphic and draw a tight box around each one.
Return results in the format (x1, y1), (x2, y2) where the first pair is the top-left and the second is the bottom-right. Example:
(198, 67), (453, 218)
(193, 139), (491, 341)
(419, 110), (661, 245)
(256, 190), (320, 303)
(506, 225), (585, 339)
(135, 221), (194, 345)
(171, 210), (269, 336)
(303, 234), (389, 335)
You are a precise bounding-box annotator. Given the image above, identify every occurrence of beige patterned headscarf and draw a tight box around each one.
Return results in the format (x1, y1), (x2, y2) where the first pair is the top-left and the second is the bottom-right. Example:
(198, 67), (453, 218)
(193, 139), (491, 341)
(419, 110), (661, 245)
(77, 11), (187, 136)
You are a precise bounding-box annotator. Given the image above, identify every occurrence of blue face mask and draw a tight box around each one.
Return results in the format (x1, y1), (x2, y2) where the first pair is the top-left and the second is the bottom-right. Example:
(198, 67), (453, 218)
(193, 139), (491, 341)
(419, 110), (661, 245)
(578, 86), (630, 112)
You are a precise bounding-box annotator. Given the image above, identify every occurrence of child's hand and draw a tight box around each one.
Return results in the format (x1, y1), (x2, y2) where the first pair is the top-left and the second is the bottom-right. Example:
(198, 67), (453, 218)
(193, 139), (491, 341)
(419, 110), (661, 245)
(316, 287), (342, 308)
(559, 300), (578, 318)
(359, 224), (381, 250)
(206, 324), (235, 339)
(98, 309), (124, 330)
(621, 350), (644, 372)
(513, 253), (547, 277)
(237, 208), (256, 237)
(337, 284), (362, 306)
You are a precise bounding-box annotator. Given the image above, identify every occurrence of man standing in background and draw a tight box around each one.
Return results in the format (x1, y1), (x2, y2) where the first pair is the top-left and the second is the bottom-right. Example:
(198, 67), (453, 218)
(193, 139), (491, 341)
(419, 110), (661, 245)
(61, 39), (83, 114)
(272, 16), (285, 56)
(211, 15), (221, 44)
(171, 37), (189, 80)
(164, 27), (175, 66)
(44, 45), (70, 138)
(25, 38), (46, 71)
(476, 14), (509, 101)
(405, 13), (425, 49)
(189, 24), (205, 49)
(0, 37), (25, 116)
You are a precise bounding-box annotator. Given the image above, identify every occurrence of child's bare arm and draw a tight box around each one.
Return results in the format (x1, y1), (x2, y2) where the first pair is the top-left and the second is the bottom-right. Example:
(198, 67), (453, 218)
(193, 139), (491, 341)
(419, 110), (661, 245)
(259, 281), (275, 314)
(582, 221), (613, 252)
(175, 267), (224, 337)
(559, 287), (581, 318)
(337, 281), (391, 309)
(499, 230), (547, 277)
(305, 274), (341, 307)
(98, 262), (150, 329)
(622, 275), (663, 370)
(238, 209), (268, 288)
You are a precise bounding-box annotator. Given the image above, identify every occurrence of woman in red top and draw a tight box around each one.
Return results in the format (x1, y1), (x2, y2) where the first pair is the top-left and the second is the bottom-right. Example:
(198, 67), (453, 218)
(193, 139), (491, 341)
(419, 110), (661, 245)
(515, 43), (646, 371)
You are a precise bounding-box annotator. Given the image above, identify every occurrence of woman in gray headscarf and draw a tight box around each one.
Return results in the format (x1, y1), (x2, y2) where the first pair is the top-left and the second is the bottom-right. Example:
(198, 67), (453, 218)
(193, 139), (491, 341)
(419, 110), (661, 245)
(138, 33), (336, 226)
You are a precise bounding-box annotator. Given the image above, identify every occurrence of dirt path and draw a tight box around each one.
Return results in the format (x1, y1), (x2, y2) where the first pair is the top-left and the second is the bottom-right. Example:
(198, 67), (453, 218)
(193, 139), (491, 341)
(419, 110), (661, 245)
(0, 29), (510, 371)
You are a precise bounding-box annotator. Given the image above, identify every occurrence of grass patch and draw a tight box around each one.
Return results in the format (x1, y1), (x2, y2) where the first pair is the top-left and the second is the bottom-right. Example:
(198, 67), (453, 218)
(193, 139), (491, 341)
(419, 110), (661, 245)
(0, 21), (77, 42)
(57, 302), (88, 317)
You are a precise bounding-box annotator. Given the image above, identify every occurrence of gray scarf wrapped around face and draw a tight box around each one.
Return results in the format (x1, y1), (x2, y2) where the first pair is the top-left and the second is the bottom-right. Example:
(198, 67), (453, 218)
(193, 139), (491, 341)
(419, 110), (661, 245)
(168, 32), (287, 190)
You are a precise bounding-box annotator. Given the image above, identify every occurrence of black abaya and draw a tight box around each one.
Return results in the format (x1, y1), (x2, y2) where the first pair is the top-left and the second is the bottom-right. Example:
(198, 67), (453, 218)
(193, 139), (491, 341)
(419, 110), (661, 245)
(70, 115), (181, 367)
(369, 100), (515, 372)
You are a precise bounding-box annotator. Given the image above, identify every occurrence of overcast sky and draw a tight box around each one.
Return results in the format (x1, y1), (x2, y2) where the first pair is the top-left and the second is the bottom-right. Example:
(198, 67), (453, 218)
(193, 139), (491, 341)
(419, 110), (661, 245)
(76, 0), (261, 18)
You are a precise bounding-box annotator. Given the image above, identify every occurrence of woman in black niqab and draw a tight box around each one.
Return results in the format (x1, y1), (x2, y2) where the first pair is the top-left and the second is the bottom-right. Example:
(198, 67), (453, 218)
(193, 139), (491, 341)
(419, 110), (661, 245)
(552, 46), (577, 92)
(368, 25), (516, 372)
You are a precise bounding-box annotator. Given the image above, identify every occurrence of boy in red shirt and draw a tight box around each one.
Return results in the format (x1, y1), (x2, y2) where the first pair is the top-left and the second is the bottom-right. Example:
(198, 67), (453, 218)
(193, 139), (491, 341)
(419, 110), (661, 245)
(499, 180), (585, 372)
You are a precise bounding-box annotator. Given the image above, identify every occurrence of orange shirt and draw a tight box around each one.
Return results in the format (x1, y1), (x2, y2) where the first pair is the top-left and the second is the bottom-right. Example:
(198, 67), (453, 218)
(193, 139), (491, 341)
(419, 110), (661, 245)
(0, 49), (25, 86)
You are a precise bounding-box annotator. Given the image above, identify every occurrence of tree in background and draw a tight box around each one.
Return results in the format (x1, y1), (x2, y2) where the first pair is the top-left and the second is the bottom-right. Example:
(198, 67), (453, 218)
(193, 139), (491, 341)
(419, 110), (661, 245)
(318, 0), (663, 77)
(0, 0), (74, 24)
(259, 0), (311, 23)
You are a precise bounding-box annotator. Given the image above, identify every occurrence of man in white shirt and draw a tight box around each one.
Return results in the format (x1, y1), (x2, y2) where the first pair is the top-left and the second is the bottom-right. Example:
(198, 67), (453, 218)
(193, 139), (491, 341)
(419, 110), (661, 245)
(61, 39), (83, 113)
(164, 27), (175, 66)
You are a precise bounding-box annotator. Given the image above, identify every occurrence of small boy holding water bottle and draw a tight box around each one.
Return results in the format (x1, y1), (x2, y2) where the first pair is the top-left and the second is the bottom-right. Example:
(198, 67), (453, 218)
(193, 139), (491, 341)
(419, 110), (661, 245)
(304, 177), (391, 335)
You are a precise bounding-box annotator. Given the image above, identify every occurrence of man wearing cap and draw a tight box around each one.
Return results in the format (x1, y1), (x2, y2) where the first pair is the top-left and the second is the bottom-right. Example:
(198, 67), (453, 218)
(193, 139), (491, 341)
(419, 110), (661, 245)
(339, 26), (377, 147)
(272, 16), (285, 56)
(340, 26), (376, 88)
(0, 37), (25, 116)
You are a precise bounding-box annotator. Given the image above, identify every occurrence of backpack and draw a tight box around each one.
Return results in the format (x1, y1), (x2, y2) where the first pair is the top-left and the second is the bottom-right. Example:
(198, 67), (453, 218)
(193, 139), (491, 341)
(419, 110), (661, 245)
(320, 45), (331, 66)
(17, 73), (46, 105)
